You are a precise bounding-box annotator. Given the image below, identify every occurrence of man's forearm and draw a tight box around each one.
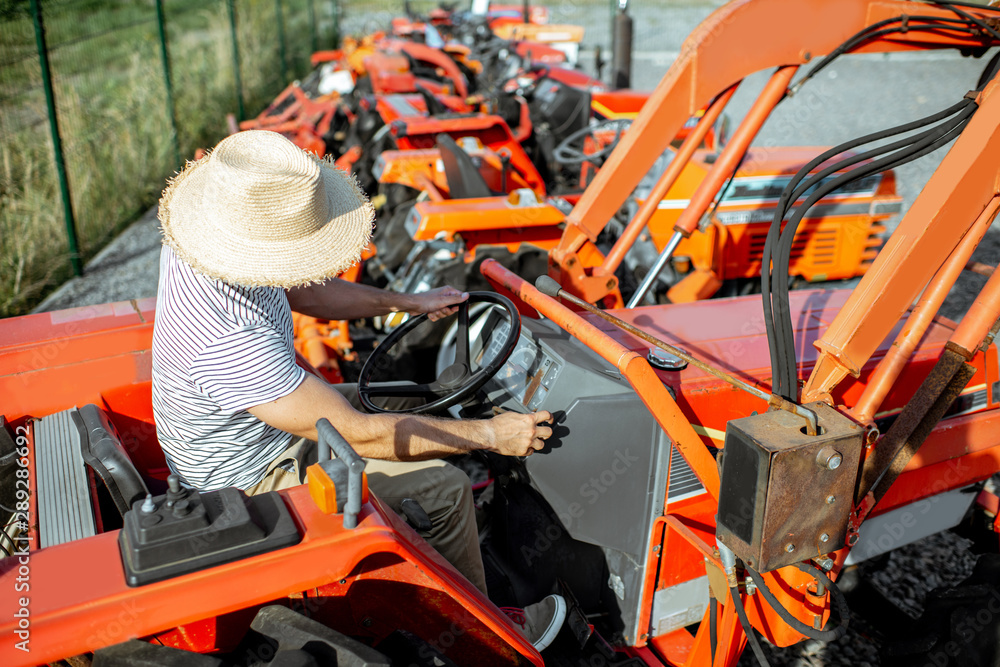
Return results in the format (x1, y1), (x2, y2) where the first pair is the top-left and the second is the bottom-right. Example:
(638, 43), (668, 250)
(337, 412), (495, 461)
(286, 279), (416, 321)
(249, 374), (493, 461)
(249, 374), (548, 461)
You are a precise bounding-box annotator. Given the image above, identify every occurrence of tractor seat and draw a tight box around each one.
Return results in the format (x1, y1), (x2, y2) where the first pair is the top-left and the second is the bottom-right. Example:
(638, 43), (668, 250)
(34, 404), (148, 548)
(413, 81), (449, 117)
(436, 133), (494, 200)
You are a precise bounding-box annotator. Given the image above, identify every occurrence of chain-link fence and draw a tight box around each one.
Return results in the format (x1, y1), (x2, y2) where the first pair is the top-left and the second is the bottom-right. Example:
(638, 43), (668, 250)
(0, 0), (342, 317)
(0, 0), (685, 318)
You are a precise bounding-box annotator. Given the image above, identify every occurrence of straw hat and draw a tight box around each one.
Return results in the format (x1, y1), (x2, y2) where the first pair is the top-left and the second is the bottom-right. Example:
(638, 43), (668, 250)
(158, 130), (374, 288)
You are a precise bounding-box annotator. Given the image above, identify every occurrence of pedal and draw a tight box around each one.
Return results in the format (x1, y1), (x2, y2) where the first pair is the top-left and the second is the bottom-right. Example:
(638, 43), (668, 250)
(400, 498), (433, 531)
(558, 578), (593, 649)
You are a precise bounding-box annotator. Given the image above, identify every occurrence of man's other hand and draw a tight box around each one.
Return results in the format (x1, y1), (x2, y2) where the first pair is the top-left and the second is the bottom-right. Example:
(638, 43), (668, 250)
(407, 286), (470, 321)
(488, 410), (553, 457)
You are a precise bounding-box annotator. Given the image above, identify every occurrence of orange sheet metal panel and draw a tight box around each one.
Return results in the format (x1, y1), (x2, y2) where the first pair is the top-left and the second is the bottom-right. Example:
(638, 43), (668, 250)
(718, 216), (881, 282)
(0, 486), (541, 667)
(0, 299), (157, 420)
(376, 148), (536, 196)
(411, 198), (566, 241)
(391, 116), (546, 196)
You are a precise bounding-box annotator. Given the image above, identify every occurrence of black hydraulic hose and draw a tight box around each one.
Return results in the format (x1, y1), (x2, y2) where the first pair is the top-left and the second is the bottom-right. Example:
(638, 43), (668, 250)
(773, 108), (974, 285)
(932, 2), (1000, 41)
(776, 107), (974, 274)
(793, 16), (984, 90)
(772, 48), (996, 248)
(795, 4), (1000, 102)
(730, 585), (772, 667)
(928, 0), (1000, 13)
(762, 98), (977, 398)
(795, 23), (984, 91)
(776, 100), (971, 209)
(773, 97), (969, 206)
(758, 11), (1000, 399)
(773, 106), (975, 311)
(706, 153), (746, 224)
(978, 50), (1000, 88)
(769, 105), (975, 393)
(709, 595), (718, 665)
(760, 99), (972, 398)
(745, 564), (851, 643)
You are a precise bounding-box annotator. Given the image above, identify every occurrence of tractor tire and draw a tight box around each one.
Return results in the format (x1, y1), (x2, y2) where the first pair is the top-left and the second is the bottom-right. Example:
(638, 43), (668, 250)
(881, 553), (1000, 667)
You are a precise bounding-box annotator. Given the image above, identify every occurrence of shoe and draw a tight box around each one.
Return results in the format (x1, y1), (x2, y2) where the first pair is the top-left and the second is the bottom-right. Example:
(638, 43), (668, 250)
(502, 594), (567, 651)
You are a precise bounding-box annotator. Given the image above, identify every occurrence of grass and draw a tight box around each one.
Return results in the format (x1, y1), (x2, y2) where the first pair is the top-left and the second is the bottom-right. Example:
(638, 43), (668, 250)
(0, 0), (332, 317)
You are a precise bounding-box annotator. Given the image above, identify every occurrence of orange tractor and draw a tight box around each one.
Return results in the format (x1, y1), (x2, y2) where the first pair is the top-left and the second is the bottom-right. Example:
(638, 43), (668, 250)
(234, 11), (894, 316)
(5, 2), (1000, 666)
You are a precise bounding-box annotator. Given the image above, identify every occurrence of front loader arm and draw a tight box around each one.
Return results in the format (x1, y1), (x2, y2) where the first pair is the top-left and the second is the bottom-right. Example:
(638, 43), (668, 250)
(803, 76), (1000, 402)
(552, 0), (1000, 301)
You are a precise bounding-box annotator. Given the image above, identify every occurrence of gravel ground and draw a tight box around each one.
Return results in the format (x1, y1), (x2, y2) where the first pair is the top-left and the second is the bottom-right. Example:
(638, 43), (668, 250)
(30, 4), (1000, 665)
(33, 206), (162, 313)
(736, 531), (982, 667)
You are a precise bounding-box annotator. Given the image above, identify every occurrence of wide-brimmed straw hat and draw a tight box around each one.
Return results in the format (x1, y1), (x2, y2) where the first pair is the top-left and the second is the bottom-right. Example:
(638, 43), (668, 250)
(158, 130), (374, 288)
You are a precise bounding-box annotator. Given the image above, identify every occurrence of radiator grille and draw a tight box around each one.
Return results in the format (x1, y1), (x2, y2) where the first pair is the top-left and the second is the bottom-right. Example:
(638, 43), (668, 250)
(747, 227), (839, 267)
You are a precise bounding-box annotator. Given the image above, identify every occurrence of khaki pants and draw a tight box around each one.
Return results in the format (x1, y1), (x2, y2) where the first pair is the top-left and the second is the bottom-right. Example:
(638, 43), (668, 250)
(244, 383), (488, 595)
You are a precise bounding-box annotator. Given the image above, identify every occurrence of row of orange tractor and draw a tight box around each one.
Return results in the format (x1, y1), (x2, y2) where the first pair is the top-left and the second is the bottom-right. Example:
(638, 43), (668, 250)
(231, 2), (901, 383)
(7, 1), (1000, 666)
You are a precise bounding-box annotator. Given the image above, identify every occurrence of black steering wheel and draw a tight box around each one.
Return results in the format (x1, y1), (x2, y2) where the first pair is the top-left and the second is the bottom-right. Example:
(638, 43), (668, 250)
(553, 118), (631, 165)
(358, 292), (521, 414)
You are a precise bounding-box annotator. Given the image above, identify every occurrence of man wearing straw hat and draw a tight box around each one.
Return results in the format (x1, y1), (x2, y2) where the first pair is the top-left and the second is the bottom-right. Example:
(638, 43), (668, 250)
(151, 130), (565, 650)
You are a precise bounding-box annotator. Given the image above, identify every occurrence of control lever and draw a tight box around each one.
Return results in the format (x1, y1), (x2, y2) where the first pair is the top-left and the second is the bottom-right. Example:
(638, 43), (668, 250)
(316, 419), (367, 529)
(400, 498), (433, 531)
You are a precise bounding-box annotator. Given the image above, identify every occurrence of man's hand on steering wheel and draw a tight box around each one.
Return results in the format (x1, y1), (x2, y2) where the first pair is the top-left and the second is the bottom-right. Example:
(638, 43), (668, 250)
(403, 286), (469, 321)
(488, 410), (553, 457)
(359, 292), (522, 414)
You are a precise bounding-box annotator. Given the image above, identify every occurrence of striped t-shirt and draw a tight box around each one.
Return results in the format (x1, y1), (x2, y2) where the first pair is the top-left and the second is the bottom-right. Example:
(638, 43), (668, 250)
(151, 245), (306, 490)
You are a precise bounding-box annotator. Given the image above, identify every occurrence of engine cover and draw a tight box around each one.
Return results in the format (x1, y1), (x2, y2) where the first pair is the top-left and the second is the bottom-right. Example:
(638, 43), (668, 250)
(716, 402), (863, 572)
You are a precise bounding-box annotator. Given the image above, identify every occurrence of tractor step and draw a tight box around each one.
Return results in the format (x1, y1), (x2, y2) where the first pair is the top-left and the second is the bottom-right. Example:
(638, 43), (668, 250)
(34, 408), (96, 548)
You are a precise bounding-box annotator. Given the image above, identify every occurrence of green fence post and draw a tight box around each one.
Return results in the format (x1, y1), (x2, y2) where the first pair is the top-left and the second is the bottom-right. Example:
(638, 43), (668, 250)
(609, 0), (617, 81)
(29, 0), (81, 276)
(275, 0), (288, 84)
(309, 0), (317, 58)
(227, 0), (246, 121)
(332, 0), (339, 48)
(155, 0), (182, 167)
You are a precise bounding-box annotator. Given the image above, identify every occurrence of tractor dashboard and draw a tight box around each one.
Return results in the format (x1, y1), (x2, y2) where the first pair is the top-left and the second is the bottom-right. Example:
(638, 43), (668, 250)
(459, 307), (709, 642)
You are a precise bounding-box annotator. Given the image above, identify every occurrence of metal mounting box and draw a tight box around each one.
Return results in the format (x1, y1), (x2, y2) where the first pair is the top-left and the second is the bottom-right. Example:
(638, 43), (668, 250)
(715, 402), (863, 573)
